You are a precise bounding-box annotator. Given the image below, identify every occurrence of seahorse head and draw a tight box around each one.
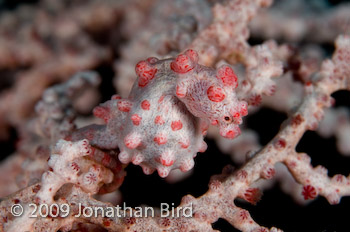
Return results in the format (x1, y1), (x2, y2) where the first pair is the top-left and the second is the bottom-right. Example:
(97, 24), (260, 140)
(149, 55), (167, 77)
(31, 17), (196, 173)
(205, 66), (248, 139)
(172, 50), (248, 139)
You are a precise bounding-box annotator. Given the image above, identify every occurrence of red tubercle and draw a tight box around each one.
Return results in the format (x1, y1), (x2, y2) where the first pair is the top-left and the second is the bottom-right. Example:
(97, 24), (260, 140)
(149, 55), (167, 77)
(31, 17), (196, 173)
(141, 100), (150, 110)
(154, 115), (165, 125)
(233, 112), (240, 118)
(243, 188), (261, 205)
(179, 140), (190, 149)
(160, 159), (174, 167)
(216, 65), (238, 88)
(248, 94), (262, 106)
(198, 141), (207, 153)
(119, 151), (130, 164)
(274, 138), (287, 150)
(93, 106), (110, 123)
(180, 159), (194, 172)
(159, 152), (175, 166)
(185, 49), (199, 62)
(291, 114), (304, 127)
(211, 120), (219, 125)
(207, 86), (226, 102)
(131, 114), (142, 126)
(176, 84), (186, 98)
(117, 100), (132, 112)
(171, 120), (183, 131)
(111, 94), (122, 100)
(261, 167), (275, 179)
(146, 57), (159, 64)
(154, 134), (167, 145)
(170, 53), (195, 73)
(124, 133), (141, 149)
(232, 112), (241, 124)
(222, 127), (240, 139)
(136, 60), (157, 87)
(239, 101), (248, 116)
(302, 185), (317, 200)
(142, 165), (155, 175)
(131, 153), (144, 165)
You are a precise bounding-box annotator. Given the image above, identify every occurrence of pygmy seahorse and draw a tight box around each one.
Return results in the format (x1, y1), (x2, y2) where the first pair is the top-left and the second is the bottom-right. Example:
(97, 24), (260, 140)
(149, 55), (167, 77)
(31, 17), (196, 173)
(71, 50), (247, 177)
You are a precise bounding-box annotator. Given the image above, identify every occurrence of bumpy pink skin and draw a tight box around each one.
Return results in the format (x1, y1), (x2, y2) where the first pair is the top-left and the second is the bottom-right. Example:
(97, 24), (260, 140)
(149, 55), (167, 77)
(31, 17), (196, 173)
(172, 51), (247, 139)
(170, 49), (198, 73)
(71, 50), (248, 177)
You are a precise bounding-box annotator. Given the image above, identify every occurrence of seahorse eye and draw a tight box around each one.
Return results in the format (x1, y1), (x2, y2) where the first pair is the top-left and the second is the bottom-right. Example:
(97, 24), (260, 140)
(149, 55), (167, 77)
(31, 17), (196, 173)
(224, 116), (232, 122)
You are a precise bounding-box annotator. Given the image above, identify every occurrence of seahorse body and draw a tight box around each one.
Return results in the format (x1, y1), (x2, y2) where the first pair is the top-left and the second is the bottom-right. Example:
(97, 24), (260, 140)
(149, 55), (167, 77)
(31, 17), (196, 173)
(71, 50), (247, 177)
